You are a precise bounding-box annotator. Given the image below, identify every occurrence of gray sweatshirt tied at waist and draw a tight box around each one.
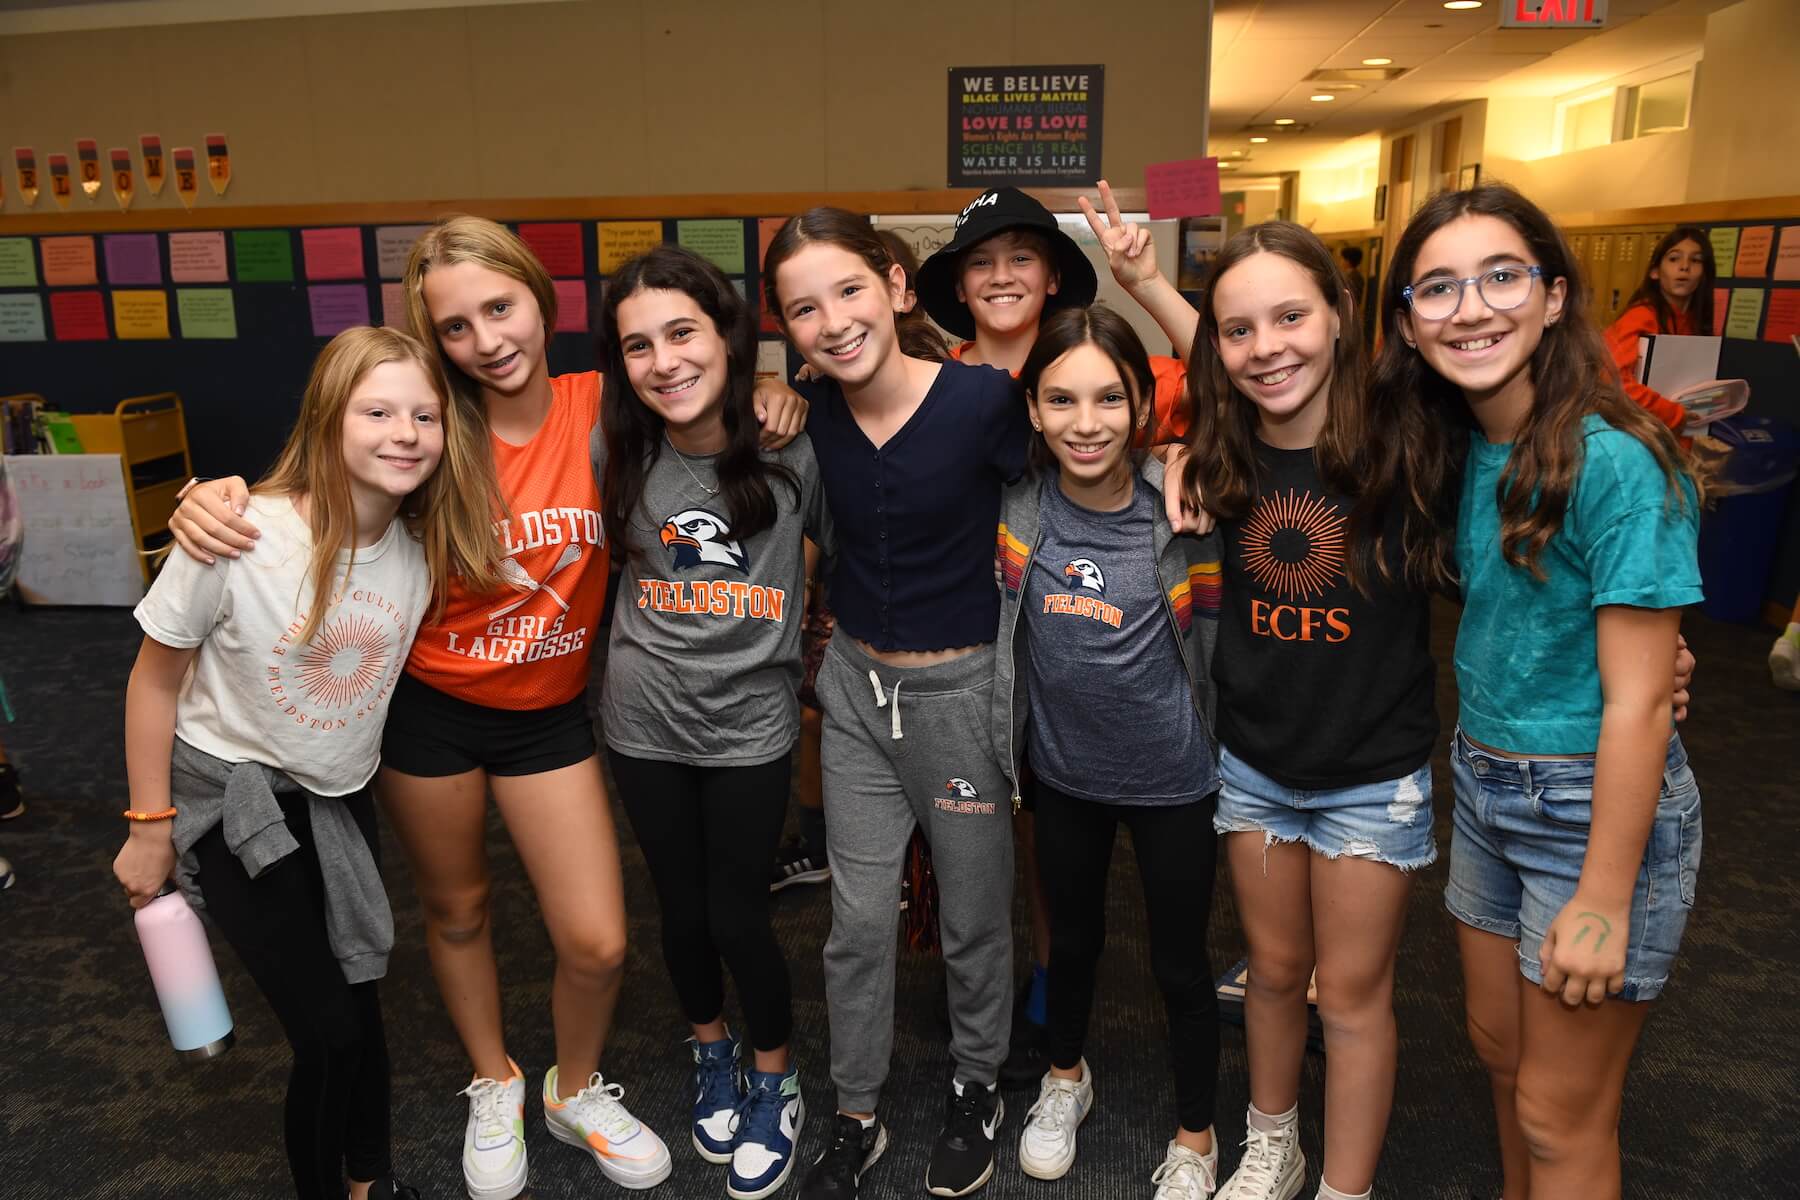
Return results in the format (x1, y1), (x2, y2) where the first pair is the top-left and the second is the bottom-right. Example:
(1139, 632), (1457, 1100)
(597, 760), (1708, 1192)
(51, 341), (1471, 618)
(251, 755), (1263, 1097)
(169, 738), (394, 984)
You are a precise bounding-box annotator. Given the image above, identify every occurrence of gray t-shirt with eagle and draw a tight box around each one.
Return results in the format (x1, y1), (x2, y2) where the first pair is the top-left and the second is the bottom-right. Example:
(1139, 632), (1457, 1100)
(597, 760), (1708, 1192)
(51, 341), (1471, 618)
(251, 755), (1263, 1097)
(1022, 479), (1214, 806)
(599, 433), (831, 767)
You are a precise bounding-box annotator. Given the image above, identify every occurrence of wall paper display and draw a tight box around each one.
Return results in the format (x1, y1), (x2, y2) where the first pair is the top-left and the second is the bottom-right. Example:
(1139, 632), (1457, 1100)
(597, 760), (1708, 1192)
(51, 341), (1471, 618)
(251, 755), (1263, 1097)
(172, 148), (199, 209)
(0, 238), (35, 287)
(140, 134), (166, 195)
(176, 288), (237, 340)
(375, 225), (430, 279)
(76, 139), (102, 198)
(205, 134), (231, 196)
(0, 294), (46, 342)
(948, 64), (1103, 187)
(232, 229), (294, 281)
(1724, 287), (1765, 340)
(110, 147), (135, 210)
(168, 231), (228, 283)
(1708, 226), (1740, 273)
(50, 289), (108, 340)
(301, 227), (365, 280)
(47, 154), (73, 209)
(103, 233), (163, 285)
(308, 284), (370, 337)
(517, 222), (583, 277)
(1144, 158), (1222, 220)
(14, 148), (39, 208)
(40, 235), (98, 286)
(1734, 226), (1774, 278)
(598, 221), (662, 273)
(113, 289), (171, 340)
(379, 281), (407, 328)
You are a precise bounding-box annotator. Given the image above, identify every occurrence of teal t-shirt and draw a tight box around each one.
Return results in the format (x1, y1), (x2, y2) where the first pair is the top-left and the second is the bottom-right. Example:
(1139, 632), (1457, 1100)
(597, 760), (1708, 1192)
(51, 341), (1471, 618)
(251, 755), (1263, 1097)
(1454, 413), (1702, 754)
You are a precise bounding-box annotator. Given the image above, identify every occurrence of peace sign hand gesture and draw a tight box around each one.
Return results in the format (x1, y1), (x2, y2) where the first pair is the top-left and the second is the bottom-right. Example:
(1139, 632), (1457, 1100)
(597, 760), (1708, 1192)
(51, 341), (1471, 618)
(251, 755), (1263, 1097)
(1079, 179), (1161, 291)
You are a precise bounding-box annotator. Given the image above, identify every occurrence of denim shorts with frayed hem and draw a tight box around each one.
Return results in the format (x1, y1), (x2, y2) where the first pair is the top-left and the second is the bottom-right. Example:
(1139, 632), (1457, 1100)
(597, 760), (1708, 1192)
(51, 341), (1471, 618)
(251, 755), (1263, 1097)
(1443, 726), (1701, 1002)
(1212, 745), (1437, 871)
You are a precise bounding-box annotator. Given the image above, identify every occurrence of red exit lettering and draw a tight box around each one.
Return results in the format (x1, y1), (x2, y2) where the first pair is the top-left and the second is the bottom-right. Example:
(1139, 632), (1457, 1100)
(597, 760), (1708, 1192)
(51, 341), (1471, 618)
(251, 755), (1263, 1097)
(1506, 0), (1604, 27)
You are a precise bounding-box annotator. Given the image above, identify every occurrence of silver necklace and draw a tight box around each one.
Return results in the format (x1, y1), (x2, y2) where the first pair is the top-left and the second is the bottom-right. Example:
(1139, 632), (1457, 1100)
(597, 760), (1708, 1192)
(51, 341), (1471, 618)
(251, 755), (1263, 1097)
(665, 430), (719, 496)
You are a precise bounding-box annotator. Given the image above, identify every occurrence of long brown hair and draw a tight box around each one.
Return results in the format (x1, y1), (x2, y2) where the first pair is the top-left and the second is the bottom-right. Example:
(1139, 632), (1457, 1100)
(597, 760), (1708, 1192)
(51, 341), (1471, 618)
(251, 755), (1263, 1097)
(1181, 221), (1393, 592)
(1019, 305), (1153, 481)
(1374, 184), (1700, 585)
(597, 246), (798, 560)
(254, 326), (501, 643)
(877, 229), (949, 363)
(1624, 225), (1716, 335)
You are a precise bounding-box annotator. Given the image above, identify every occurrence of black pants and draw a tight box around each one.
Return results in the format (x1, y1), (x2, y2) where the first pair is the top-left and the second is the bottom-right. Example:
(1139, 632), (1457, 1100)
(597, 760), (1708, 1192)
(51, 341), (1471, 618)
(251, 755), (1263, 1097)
(610, 750), (794, 1051)
(1034, 782), (1221, 1133)
(192, 789), (391, 1198)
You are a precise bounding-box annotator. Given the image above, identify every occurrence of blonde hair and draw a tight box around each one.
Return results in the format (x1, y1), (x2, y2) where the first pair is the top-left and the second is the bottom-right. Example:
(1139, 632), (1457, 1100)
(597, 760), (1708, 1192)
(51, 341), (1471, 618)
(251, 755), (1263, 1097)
(403, 214), (558, 405)
(255, 326), (503, 644)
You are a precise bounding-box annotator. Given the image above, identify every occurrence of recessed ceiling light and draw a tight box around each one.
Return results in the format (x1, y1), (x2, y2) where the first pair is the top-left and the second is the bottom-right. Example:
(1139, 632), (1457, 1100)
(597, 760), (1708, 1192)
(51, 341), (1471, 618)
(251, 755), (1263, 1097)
(1443, 1), (1483, 9)
(1275, 118), (1296, 125)
(1362, 57), (1393, 66)
(1310, 94), (1336, 102)
(1250, 136), (1269, 143)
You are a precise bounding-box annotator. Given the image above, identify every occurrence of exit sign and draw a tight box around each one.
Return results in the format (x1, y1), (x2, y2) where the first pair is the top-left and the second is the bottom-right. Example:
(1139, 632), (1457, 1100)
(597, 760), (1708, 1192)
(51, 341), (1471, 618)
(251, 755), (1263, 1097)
(1502, 0), (1607, 26)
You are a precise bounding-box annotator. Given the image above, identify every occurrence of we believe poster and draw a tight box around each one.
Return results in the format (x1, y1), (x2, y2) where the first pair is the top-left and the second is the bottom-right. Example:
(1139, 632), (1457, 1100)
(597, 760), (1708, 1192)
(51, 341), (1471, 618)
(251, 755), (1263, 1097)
(948, 65), (1103, 187)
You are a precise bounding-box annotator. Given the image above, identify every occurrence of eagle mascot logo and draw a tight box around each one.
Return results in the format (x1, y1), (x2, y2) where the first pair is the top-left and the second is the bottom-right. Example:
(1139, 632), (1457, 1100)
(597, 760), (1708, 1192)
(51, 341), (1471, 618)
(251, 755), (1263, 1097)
(660, 508), (749, 573)
(1063, 557), (1106, 594)
(944, 777), (978, 799)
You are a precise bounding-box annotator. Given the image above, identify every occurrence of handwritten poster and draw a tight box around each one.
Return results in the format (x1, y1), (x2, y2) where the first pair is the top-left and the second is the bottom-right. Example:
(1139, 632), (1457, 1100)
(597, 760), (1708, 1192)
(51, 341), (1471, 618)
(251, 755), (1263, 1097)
(1724, 288), (1764, 340)
(0, 238), (37, 287)
(0, 295), (46, 342)
(598, 221), (663, 273)
(102, 233), (162, 285)
(233, 229), (294, 282)
(50, 290), (108, 340)
(949, 64), (1104, 187)
(41, 236), (99, 286)
(677, 220), (746, 275)
(375, 225), (430, 279)
(1712, 288), (1728, 336)
(1708, 227), (1740, 275)
(553, 278), (588, 332)
(168, 231), (229, 283)
(113, 290), (171, 339)
(1734, 226), (1774, 278)
(1144, 157), (1222, 220)
(1762, 289), (1800, 344)
(379, 282), (408, 329)
(308, 284), (370, 337)
(1774, 226), (1800, 282)
(519, 223), (584, 277)
(302, 227), (365, 280)
(177, 288), (237, 339)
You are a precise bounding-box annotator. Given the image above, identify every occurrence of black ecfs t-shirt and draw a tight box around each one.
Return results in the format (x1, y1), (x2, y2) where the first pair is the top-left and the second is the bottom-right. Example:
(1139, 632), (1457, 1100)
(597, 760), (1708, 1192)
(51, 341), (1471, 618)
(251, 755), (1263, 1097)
(1213, 439), (1436, 789)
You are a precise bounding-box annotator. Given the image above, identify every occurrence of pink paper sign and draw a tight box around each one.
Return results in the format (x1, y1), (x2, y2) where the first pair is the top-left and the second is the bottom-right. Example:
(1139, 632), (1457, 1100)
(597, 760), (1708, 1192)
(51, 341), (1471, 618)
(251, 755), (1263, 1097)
(553, 279), (589, 332)
(1144, 157), (1222, 220)
(379, 282), (408, 329)
(103, 233), (163, 285)
(1734, 225), (1774, 277)
(302, 227), (366, 280)
(1712, 288), (1728, 336)
(1763, 289), (1800, 344)
(1774, 226), (1800, 282)
(309, 284), (370, 337)
(519, 222), (584, 278)
(41, 236), (99, 286)
(168, 231), (229, 283)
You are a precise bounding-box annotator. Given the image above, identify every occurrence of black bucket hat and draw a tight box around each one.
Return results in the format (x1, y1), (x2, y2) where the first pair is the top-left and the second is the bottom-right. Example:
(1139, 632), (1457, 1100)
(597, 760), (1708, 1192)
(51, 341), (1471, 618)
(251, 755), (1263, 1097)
(916, 188), (1098, 341)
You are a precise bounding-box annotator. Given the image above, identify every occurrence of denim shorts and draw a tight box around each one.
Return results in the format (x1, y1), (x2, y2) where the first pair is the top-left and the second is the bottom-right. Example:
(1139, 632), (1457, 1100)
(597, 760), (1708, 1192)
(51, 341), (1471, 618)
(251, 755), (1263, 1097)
(1213, 745), (1437, 871)
(1444, 727), (1701, 1002)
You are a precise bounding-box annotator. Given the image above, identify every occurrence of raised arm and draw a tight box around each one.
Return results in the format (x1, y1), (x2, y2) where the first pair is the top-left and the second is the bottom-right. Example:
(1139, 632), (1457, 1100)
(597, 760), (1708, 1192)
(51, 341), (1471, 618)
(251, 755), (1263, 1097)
(1080, 180), (1201, 361)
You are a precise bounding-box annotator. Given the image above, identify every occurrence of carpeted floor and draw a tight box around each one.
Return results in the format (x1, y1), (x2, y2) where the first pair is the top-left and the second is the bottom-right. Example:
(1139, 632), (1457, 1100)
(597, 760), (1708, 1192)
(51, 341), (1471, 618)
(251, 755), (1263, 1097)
(0, 598), (1794, 1198)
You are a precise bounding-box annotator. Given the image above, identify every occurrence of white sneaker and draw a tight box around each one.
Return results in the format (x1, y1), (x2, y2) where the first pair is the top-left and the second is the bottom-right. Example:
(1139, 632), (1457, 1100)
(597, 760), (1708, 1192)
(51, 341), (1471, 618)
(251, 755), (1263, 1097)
(543, 1066), (673, 1190)
(1771, 628), (1800, 690)
(1217, 1113), (1305, 1200)
(1017, 1061), (1093, 1180)
(460, 1059), (527, 1200)
(1152, 1136), (1220, 1199)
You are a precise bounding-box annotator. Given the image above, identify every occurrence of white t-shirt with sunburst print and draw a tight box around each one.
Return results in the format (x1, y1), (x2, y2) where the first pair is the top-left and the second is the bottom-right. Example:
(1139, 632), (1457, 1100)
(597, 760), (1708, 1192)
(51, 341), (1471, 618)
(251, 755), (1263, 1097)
(135, 493), (429, 797)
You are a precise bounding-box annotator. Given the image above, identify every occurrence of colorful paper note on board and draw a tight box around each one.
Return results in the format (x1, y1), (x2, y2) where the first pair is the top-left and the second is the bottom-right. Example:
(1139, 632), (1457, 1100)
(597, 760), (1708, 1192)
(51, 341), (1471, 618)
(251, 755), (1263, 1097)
(1724, 288), (1764, 339)
(1774, 227), (1800, 282)
(0, 295), (46, 342)
(50, 290), (107, 340)
(113, 290), (171, 339)
(302, 227), (366, 280)
(1708, 227), (1740, 274)
(599, 221), (663, 273)
(168, 231), (229, 283)
(309, 284), (370, 337)
(1712, 288), (1728, 336)
(758, 217), (785, 332)
(233, 230), (294, 282)
(103, 234), (162, 285)
(375, 225), (430, 279)
(553, 279), (588, 333)
(1734, 226), (1774, 277)
(41, 236), (98, 285)
(519, 223), (584, 278)
(1762, 289), (1800, 344)
(379, 282), (408, 328)
(0, 238), (37, 287)
(1144, 157), (1222, 220)
(678, 220), (745, 275)
(177, 288), (237, 339)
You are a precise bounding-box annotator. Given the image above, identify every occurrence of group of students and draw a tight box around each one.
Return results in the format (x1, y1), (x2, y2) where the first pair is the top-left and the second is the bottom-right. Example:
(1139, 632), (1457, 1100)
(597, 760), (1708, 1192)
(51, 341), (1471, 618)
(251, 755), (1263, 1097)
(107, 173), (1706, 1200)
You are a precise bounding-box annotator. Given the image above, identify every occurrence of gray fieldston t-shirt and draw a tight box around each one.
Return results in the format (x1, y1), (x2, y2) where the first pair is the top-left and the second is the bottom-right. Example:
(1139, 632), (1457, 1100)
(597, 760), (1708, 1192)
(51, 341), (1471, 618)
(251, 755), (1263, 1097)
(1022, 478), (1216, 806)
(599, 433), (832, 767)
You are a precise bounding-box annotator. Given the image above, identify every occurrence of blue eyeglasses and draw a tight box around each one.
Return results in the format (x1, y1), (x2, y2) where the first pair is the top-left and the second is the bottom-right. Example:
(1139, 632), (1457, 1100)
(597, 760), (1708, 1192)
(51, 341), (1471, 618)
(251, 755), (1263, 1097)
(1403, 265), (1545, 320)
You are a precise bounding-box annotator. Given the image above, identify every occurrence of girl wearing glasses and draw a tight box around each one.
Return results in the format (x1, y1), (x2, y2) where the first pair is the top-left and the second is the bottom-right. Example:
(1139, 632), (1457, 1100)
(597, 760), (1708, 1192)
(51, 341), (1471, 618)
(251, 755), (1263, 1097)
(1379, 184), (1703, 1200)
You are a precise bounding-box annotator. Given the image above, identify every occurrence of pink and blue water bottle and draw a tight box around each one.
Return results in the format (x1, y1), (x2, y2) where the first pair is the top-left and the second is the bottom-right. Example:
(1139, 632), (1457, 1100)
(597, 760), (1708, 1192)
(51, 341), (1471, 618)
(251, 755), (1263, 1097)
(134, 883), (234, 1059)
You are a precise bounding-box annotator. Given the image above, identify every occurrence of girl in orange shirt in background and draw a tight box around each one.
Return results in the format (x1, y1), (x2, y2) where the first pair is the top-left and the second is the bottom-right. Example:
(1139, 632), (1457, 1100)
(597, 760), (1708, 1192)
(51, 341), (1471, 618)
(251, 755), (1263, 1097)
(1602, 226), (1717, 435)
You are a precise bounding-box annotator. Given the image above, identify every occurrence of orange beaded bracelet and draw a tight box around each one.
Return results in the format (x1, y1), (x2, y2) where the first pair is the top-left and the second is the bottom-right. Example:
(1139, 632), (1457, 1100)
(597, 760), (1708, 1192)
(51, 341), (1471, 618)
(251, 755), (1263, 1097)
(122, 807), (178, 822)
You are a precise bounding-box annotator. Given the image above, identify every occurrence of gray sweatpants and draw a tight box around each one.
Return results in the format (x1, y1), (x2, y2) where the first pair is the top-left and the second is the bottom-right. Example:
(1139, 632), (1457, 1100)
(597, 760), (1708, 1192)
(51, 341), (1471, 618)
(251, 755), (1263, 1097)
(816, 631), (1015, 1114)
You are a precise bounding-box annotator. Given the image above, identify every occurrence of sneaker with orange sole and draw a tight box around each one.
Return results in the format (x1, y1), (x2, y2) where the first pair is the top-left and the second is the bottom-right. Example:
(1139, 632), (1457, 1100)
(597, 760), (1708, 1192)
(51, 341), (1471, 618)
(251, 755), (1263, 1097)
(543, 1066), (673, 1190)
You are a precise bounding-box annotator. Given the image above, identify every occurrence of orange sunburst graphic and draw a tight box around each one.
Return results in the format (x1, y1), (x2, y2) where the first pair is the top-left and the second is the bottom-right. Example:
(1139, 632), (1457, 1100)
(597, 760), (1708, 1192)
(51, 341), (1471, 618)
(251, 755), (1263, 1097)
(1240, 489), (1348, 602)
(296, 615), (391, 709)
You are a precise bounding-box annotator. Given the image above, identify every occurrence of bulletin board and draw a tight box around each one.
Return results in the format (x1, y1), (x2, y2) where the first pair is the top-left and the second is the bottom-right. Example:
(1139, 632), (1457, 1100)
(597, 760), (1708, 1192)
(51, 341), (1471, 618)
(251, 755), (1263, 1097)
(1697, 220), (1800, 431)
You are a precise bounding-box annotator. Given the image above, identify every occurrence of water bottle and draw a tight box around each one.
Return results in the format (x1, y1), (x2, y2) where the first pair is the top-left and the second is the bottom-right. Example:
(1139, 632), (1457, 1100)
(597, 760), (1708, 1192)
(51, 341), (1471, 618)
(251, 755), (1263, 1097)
(134, 883), (234, 1060)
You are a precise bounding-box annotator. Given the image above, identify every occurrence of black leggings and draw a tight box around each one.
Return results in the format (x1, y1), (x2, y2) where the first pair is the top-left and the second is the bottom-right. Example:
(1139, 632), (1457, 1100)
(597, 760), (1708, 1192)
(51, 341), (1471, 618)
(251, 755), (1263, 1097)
(192, 790), (391, 1198)
(1034, 782), (1221, 1133)
(609, 749), (794, 1051)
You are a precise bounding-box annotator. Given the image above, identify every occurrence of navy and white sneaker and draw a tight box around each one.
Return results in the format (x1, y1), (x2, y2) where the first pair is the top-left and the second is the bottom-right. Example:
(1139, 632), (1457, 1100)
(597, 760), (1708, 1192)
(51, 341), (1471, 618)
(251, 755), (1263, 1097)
(727, 1066), (805, 1199)
(691, 1032), (744, 1163)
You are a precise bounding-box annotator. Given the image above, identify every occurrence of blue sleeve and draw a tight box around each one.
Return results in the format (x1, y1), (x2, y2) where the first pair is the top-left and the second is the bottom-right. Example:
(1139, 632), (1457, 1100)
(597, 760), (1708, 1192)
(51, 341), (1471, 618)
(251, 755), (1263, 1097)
(1579, 430), (1703, 610)
(979, 368), (1031, 484)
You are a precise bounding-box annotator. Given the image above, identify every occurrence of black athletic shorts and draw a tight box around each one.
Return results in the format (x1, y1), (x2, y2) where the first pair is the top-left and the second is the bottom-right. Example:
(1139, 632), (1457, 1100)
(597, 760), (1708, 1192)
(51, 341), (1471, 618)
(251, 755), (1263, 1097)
(380, 671), (595, 778)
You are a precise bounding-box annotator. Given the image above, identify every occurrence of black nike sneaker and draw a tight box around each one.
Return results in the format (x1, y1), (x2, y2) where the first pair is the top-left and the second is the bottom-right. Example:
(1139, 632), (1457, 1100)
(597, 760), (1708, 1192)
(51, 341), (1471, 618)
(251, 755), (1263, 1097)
(926, 1079), (1003, 1197)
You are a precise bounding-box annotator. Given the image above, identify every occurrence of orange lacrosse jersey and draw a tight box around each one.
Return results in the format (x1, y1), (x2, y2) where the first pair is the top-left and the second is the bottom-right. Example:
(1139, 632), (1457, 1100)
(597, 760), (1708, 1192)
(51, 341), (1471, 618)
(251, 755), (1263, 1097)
(404, 371), (611, 709)
(949, 340), (1190, 445)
